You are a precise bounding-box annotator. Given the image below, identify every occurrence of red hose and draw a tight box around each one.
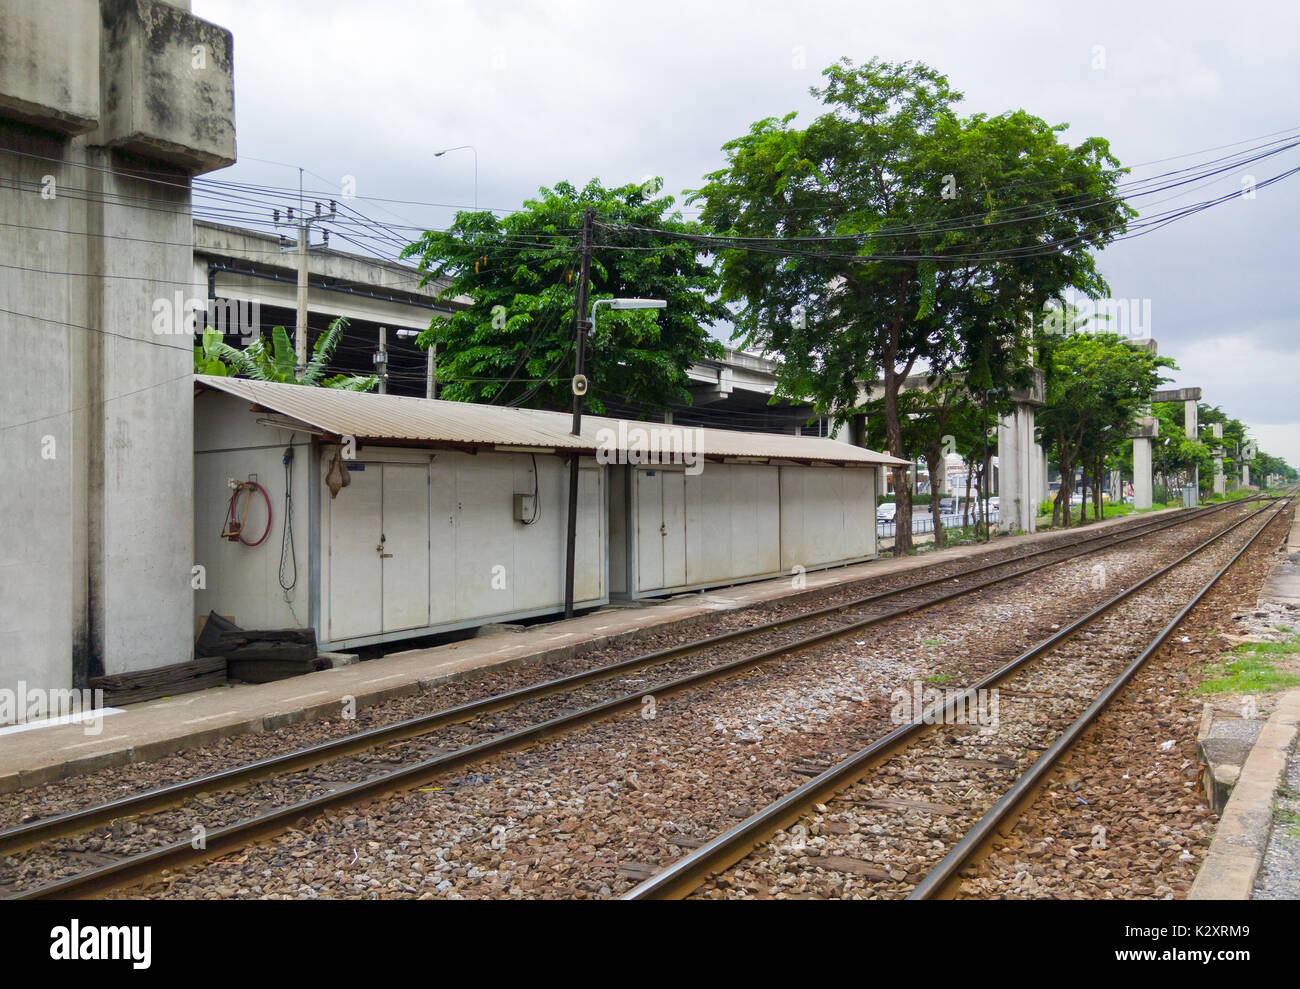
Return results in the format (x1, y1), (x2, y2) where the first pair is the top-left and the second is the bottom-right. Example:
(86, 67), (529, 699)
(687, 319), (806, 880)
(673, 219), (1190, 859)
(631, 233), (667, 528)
(225, 481), (272, 547)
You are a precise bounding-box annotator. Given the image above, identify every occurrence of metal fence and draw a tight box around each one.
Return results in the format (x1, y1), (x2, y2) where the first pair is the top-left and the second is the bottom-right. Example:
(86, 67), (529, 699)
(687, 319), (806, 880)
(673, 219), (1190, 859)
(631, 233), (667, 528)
(877, 507), (1000, 540)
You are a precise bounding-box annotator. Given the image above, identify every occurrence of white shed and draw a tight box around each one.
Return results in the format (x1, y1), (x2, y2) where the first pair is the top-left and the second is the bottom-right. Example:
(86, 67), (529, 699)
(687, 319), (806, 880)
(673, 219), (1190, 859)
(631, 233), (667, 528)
(194, 376), (902, 651)
(609, 462), (885, 598)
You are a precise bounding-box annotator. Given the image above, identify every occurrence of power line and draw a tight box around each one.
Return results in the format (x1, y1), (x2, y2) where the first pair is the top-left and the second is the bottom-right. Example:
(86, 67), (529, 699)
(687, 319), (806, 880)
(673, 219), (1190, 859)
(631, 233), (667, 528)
(598, 158), (1300, 266)
(601, 134), (1300, 256)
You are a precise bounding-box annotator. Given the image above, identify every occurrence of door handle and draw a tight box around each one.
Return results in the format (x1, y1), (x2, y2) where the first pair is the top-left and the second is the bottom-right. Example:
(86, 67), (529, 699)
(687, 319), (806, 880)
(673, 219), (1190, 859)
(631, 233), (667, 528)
(380, 553), (394, 559)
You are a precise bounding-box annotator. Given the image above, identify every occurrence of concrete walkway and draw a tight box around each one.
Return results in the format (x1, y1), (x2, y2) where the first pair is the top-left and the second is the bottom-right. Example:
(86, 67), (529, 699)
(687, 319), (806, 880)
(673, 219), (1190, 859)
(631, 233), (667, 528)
(1190, 690), (1300, 899)
(1190, 512), (1300, 899)
(1257, 512), (1300, 607)
(0, 507), (1179, 793)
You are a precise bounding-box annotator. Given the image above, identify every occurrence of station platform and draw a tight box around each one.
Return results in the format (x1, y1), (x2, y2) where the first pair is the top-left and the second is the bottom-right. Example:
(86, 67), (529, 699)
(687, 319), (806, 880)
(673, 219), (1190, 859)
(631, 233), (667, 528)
(0, 509), (1180, 793)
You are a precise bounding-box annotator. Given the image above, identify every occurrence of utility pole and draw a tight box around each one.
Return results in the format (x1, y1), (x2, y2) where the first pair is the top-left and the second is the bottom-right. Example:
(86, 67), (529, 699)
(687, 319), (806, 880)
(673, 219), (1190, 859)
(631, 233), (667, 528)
(563, 206), (595, 619)
(982, 388), (990, 542)
(275, 198), (337, 379)
(375, 326), (388, 394)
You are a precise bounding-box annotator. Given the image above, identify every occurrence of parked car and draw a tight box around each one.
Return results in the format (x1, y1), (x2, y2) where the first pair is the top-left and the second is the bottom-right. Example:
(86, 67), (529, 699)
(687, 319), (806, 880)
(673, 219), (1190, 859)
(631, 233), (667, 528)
(876, 502), (897, 522)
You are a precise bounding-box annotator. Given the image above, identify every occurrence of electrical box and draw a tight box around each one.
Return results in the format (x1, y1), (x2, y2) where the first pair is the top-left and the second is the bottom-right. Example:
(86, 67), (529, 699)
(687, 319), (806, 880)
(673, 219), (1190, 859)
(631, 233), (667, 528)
(513, 493), (536, 522)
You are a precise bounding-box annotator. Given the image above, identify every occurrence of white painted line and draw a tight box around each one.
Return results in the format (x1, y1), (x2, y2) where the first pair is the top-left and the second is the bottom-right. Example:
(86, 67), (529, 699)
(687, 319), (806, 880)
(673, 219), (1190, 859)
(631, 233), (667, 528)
(181, 710), (238, 724)
(0, 708), (126, 737)
(62, 735), (129, 750)
(365, 674), (408, 684)
(279, 691), (332, 702)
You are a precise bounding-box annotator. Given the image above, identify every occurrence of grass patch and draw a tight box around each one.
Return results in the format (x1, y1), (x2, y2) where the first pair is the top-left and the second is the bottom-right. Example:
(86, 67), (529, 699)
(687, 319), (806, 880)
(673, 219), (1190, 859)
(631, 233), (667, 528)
(925, 673), (950, 684)
(1278, 807), (1300, 841)
(921, 638), (946, 647)
(1196, 633), (1300, 695)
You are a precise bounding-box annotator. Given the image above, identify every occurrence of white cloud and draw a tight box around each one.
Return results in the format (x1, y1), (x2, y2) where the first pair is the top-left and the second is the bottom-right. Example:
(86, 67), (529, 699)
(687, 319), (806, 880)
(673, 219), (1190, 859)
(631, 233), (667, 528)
(193, 0), (1300, 458)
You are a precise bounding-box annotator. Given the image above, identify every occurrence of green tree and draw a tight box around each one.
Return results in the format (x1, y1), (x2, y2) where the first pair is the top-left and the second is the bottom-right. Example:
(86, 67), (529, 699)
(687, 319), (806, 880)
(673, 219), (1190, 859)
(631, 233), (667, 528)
(1151, 401), (1211, 498)
(194, 317), (377, 390)
(863, 378), (986, 547)
(690, 57), (1131, 553)
(1037, 331), (1171, 527)
(401, 179), (726, 412)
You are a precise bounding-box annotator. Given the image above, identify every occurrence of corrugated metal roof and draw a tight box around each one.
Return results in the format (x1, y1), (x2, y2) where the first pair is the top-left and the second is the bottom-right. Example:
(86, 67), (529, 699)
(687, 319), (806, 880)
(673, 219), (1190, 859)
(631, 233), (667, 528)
(194, 375), (908, 467)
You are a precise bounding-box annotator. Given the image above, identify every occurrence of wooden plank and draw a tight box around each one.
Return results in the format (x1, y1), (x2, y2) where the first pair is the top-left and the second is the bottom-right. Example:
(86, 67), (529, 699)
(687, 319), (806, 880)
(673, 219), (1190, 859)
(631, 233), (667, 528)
(99, 671), (228, 706)
(90, 656), (226, 691)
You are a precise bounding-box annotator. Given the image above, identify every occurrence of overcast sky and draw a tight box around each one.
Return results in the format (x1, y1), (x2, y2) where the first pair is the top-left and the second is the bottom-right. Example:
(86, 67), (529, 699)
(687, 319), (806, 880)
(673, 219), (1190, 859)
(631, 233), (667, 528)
(194, 0), (1299, 468)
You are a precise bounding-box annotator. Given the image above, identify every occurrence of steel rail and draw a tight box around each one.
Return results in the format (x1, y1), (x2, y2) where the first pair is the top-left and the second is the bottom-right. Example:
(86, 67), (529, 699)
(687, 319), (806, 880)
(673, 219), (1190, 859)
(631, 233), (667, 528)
(5, 501), (1266, 898)
(908, 494), (1293, 899)
(0, 499), (1246, 859)
(620, 498), (1286, 899)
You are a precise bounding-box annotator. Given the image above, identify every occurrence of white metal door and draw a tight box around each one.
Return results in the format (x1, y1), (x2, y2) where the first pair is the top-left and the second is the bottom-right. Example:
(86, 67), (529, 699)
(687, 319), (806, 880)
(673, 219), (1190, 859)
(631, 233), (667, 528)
(381, 464), (431, 633)
(328, 463), (382, 641)
(453, 455), (515, 619)
(572, 466), (605, 602)
(428, 460), (457, 626)
(661, 471), (687, 588)
(636, 470), (664, 591)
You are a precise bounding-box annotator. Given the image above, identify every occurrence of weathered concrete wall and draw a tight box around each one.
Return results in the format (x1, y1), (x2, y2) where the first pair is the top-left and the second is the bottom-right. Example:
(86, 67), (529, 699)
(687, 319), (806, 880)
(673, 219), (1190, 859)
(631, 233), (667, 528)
(0, 1), (101, 133)
(95, 0), (235, 173)
(0, 0), (234, 712)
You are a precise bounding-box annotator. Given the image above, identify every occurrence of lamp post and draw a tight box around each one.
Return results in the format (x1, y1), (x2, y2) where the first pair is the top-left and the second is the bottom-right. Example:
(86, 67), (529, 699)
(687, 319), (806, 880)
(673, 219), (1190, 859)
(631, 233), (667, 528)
(562, 295), (667, 618)
(396, 328), (436, 398)
(433, 145), (478, 209)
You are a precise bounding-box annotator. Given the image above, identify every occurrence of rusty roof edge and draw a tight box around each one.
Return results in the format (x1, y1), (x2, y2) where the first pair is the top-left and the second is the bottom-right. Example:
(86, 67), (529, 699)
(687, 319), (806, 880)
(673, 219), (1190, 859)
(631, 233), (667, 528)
(194, 375), (904, 467)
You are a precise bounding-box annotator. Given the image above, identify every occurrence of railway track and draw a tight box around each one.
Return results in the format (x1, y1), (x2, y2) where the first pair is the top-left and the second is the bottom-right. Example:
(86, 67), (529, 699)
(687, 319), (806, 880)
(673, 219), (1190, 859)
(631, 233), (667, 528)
(622, 494), (1292, 899)
(1, 497), (1270, 899)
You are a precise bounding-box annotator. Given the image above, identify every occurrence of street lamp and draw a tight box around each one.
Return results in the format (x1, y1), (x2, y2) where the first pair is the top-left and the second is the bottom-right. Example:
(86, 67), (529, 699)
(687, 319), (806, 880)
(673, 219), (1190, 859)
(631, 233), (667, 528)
(433, 145), (478, 209)
(592, 297), (667, 315)
(563, 296), (667, 619)
(572, 299), (666, 433)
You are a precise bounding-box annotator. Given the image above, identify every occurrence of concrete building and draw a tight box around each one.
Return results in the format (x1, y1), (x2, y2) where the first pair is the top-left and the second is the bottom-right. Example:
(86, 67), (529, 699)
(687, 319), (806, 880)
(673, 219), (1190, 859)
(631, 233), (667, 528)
(195, 377), (902, 651)
(0, 0), (235, 706)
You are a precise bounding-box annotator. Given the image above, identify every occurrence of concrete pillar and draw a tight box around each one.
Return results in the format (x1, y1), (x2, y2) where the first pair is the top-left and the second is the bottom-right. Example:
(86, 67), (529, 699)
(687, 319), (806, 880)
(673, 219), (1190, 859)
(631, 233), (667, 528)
(1039, 446), (1050, 503)
(1133, 437), (1153, 509)
(997, 403), (1038, 533)
(1129, 409), (1159, 511)
(1185, 400), (1199, 499)
(1109, 470), (1122, 502)
(0, 1), (235, 702)
(1211, 423), (1225, 496)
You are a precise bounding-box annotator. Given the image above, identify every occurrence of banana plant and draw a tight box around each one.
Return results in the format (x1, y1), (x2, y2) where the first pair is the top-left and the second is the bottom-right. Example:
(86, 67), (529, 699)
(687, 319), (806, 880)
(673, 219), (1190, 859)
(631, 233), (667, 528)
(193, 316), (377, 391)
